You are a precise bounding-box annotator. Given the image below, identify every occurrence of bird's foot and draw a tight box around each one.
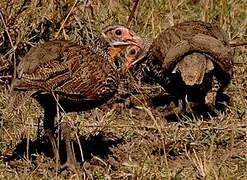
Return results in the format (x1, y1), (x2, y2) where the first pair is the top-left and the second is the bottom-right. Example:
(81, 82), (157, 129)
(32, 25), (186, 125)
(60, 160), (79, 173)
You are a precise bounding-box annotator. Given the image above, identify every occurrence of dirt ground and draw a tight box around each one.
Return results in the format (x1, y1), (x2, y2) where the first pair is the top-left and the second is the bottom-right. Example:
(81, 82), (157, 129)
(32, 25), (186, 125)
(0, 0), (246, 179)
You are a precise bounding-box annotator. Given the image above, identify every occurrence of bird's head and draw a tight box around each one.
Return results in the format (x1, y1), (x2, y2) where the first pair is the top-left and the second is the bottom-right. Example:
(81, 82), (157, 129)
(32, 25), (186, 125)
(101, 25), (142, 45)
(121, 38), (151, 72)
(122, 45), (144, 71)
(101, 25), (142, 68)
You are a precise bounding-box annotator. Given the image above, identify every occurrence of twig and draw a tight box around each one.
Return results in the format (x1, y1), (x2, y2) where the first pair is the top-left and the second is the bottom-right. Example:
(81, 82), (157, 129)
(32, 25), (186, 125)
(127, 0), (140, 27)
(0, 11), (17, 79)
(0, 65), (11, 73)
(230, 42), (247, 47)
(0, 75), (12, 79)
(0, 12), (14, 49)
(55, 0), (78, 39)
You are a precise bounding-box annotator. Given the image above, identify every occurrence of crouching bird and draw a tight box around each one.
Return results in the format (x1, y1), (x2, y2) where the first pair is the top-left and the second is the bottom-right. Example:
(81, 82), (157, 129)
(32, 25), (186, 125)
(8, 25), (140, 171)
(124, 21), (234, 113)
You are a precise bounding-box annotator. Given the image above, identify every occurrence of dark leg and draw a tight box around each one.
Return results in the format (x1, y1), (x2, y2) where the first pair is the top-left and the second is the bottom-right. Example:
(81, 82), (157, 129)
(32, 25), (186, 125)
(60, 121), (77, 172)
(35, 93), (78, 171)
(43, 106), (60, 164)
(34, 93), (60, 163)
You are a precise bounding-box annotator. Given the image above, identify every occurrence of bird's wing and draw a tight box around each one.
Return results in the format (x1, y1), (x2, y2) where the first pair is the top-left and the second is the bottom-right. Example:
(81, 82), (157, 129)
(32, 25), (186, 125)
(53, 52), (117, 101)
(13, 41), (87, 91)
(13, 40), (118, 101)
(18, 41), (66, 77)
(176, 52), (214, 86)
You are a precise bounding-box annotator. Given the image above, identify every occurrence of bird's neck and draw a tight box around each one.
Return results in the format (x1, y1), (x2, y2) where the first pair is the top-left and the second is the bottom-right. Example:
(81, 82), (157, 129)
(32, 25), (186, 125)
(92, 37), (111, 60)
(93, 37), (121, 72)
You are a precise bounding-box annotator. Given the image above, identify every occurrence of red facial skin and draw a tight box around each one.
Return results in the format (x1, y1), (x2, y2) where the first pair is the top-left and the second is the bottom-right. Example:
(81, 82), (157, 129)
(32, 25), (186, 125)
(124, 45), (142, 71)
(102, 25), (141, 45)
(102, 26), (142, 69)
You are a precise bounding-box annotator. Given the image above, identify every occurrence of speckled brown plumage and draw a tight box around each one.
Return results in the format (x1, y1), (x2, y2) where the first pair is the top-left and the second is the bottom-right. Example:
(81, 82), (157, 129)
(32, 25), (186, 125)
(127, 21), (234, 111)
(146, 21), (233, 80)
(9, 25), (139, 171)
(13, 39), (118, 102)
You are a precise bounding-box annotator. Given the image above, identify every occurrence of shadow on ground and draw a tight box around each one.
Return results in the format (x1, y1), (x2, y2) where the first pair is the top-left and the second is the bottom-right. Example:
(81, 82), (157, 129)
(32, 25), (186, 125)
(3, 132), (124, 164)
(150, 92), (231, 122)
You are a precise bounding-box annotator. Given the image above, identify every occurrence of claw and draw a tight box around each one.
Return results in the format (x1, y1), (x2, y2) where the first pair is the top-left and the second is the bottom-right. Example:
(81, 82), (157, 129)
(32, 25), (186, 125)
(45, 129), (60, 164)
(60, 161), (77, 173)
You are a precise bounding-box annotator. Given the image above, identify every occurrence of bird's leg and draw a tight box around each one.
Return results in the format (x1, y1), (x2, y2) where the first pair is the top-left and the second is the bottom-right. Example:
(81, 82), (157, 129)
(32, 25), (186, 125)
(60, 121), (77, 172)
(205, 76), (219, 109)
(43, 105), (60, 164)
(34, 93), (60, 163)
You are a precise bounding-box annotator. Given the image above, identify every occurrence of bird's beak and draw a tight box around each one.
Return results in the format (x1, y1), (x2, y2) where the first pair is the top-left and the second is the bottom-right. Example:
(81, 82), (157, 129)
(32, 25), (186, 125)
(111, 38), (140, 47)
(111, 41), (130, 47)
(125, 38), (141, 48)
(128, 52), (147, 68)
(110, 41), (130, 60)
(110, 40), (140, 60)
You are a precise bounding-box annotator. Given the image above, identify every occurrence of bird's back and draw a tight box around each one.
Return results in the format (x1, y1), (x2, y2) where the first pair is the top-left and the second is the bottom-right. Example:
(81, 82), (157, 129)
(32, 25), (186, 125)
(146, 21), (231, 86)
(12, 40), (118, 102)
(150, 21), (229, 54)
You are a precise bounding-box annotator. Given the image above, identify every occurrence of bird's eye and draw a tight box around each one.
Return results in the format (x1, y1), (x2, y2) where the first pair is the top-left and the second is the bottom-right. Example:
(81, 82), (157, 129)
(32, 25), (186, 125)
(115, 29), (122, 36)
(130, 49), (136, 55)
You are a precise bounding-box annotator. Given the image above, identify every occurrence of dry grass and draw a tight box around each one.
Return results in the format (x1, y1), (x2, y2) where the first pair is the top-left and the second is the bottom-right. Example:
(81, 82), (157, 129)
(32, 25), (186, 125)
(0, 0), (246, 179)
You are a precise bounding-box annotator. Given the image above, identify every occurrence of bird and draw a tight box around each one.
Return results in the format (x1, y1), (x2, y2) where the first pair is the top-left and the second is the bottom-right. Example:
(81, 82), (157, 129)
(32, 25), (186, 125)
(8, 25), (140, 171)
(124, 21), (234, 112)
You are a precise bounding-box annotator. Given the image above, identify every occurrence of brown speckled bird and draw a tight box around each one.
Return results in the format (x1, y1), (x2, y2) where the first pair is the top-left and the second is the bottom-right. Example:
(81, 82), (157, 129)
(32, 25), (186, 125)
(125, 21), (233, 111)
(9, 25), (140, 171)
